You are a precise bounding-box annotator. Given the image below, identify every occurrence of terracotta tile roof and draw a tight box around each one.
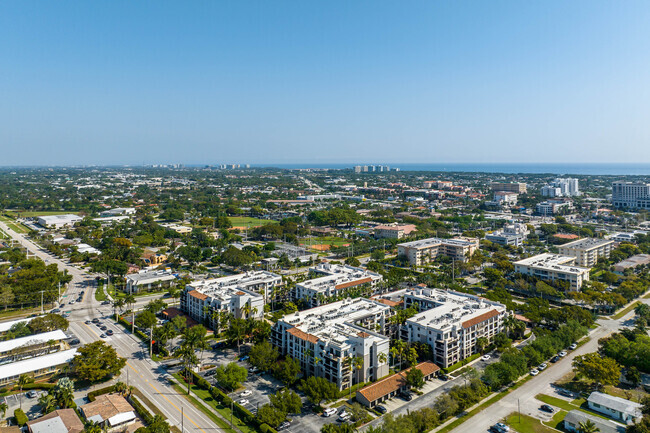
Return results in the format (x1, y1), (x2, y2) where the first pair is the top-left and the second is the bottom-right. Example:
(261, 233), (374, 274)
(81, 394), (134, 421)
(357, 332), (370, 338)
(357, 361), (440, 403)
(375, 298), (401, 307)
(287, 327), (319, 344)
(335, 277), (373, 290)
(553, 234), (580, 240)
(28, 409), (84, 433)
(462, 309), (500, 329)
(514, 314), (531, 323)
(235, 291), (245, 296)
(188, 290), (208, 301)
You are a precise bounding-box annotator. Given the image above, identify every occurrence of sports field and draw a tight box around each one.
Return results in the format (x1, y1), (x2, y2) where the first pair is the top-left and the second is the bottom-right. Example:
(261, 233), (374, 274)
(6, 210), (81, 217)
(228, 217), (277, 229)
(299, 236), (350, 251)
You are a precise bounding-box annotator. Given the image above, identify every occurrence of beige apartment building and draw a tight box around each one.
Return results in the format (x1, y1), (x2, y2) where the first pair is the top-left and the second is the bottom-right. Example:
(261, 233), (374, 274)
(514, 253), (590, 290)
(558, 238), (615, 267)
(397, 237), (479, 266)
(490, 182), (527, 194)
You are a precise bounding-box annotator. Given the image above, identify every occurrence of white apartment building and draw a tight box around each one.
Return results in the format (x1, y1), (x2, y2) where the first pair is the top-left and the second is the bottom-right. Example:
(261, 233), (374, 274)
(295, 263), (383, 308)
(514, 253), (590, 290)
(402, 288), (507, 368)
(541, 185), (562, 198)
(125, 269), (176, 294)
(542, 178), (580, 197)
(37, 214), (83, 229)
(188, 270), (281, 302)
(181, 277), (268, 327)
(271, 298), (391, 390)
(612, 181), (650, 209)
(397, 237), (479, 266)
(486, 223), (529, 247)
(493, 191), (518, 206)
(373, 224), (417, 239)
(536, 199), (572, 216)
(558, 238), (615, 267)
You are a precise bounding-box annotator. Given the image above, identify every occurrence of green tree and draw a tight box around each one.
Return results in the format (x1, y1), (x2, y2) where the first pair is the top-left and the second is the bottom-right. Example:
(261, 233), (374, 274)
(578, 419), (600, 433)
(50, 377), (75, 409)
(573, 353), (621, 389)
(250, 341), (279, 372)
(135, 310), (157, 357)
(215, 362), (248, 391)
(406, 368), (424, 390)
(269, 389), (302, 414)
(17, 374), (34, 409)
(299, 376), (338, 406)
(256, 404), (286, 428)
(38, 393), (56, 414)
(27, 313), (69, 333)
(476, 337), (489, 354)
(0, 401), (7, 418)
(72, 341), (127, 382)
(275, 356), (301, 386)
(174, 344), (198, 394)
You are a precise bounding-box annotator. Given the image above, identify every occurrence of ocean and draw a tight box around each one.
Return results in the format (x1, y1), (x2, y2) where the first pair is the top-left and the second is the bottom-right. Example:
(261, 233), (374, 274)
(252, 163), (650, 176)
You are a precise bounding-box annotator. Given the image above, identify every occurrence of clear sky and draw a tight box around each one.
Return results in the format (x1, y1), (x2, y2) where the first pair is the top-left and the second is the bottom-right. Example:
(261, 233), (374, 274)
(2, 1), (650, 166)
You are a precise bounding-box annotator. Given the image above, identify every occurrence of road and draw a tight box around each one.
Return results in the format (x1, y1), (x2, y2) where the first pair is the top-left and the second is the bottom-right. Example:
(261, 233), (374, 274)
(0, 221), (225, 433)
(449, 302), (644, 433)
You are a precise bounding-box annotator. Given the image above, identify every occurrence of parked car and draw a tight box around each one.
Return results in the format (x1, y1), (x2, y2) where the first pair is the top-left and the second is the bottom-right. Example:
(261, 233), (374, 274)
(69, 338), (81, 345)
(323, 408), (337, 417)
(337, 413), (351, 422)
(569, 343), (577, 350)
(249, 366), (259, 374)
(538, 363), (548, 371)
(376, 405), (388, 414)
(558, 389), (573, 397)
(240, 390), (252, 397)
(278, 421), (291, 430)
(559, 351), (568, 357)
(85, 320), (92, 325)
(530, 369), (539, 376)
(400, 392), (413, 401)
(495, 422), (510, 432)
(92, 318), (100, 323)
(440, 374), (450, 381)
(100, 334), (106, 338)
(240, 355), (250, 361)
(101, 301), (111, 305)
(550, 356), (560, 363)
(106, 330), (113, 336)
(238, 399), (249, 406)
(27, 391), (38, 398)
(100, 326), (107, 331)
(481, 354), (491, 361)
(540, 404), (555, 413)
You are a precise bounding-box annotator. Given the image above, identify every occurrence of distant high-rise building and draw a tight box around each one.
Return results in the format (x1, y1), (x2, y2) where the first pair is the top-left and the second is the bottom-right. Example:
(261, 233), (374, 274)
(491, 182), (527, 194)
(354, 165), (362, 173)
(543, 178), (579, 197)
(612, 181), (650, 209)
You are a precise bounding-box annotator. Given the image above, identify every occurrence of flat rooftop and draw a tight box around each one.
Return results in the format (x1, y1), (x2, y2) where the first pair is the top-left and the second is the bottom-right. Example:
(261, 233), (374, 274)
(398, 237), (477, 249)
(126, 270), (175, 283)
(300, 264), (381, 292)
(281, 298), (390, 347)
(560, 238), (614, 250)
(189, 271), (280, 293)
(406, 288), (505, 332)
(0, 349), (77, 381)
(514, 253), (590, 275)
(0, 330), (68, 355)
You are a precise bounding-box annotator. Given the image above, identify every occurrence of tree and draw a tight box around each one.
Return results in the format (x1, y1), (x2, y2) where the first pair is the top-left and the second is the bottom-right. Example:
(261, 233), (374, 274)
(135, 311), (157, 357)
(37, 393), (56, 414)
(145, 299), (167, 315)
(225, 318), (248, 355)
(269, 389), (302, 414)
(215, 362), (248, 391)
(112, 298), (125, 321)
(84, 422), (103, 433)
(578, 419), (600, 433)
(299, 376), (338, 406)
(0, 401), (7, 418)
(28, 313), (69, 333)
(51, 377), (75, 409)
(347, 402), (369, 423)
(406, 368), (424, 390)
(626, 367), (641, 387)
(147, 415), (170, 433)
(250, 341), (279, 372)
(476, 337), (489, 354)
(256, 404), (286, 428)
(124, 293), (136, 333)
(434, 393), (458, 418)
(72, 341), (127, 382)
(0, 286), (15, 311)
(493, 333), (512, 352)
(17, 374), (33, 409)
(573, 353), (621, 389)
(174, 344), (198, 394)
(275, 356), (301, 386)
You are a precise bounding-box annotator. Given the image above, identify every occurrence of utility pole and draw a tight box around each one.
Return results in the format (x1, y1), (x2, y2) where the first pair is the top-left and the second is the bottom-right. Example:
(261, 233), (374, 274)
(518, 398), (521, 423)
(181, 406), (184, 433)
(39, 290), (45, 314)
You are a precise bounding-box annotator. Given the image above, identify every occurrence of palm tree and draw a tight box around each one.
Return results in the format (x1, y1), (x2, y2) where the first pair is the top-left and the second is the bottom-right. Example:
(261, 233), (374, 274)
(112, 298), (125, 321)
(578, 420), (600, 433)
(174, 344), (198, 394)
(84, 421), (102, 433)
(17, 374), (33, 409)
(167, 287), (180, 306)
(52, 377), (75, 409)
(114, 381), (127, 396)
(124, 294), (136, 333)
(38, 394), (56, 414)
(0, 402), (8, 419)
(378, 352), (388, 367)
(476, 337), (489, 354)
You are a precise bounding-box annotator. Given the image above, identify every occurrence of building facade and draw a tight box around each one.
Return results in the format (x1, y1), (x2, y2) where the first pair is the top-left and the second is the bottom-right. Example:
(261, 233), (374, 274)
(373, 224), (417, 239)
(486, 223), (529, 247)
(612, 181), (650, 209)
(271, 298), (391, 391)
(397, 237), (479, 266)
(401, 287), (507, 368)
(558, 238), (615, 267)
(514, 253), (590, 290)
(125, 269), (176, 294)
(491, 182), (527, 194)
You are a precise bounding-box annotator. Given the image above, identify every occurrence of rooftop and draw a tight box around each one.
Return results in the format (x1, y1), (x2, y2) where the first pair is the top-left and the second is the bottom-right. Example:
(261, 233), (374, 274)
(405, 288), (505, 332)
(564, 410), (625, 433)
(398, 236), (477, 249)
(299, 264), (382, 293)
(560, 238), (615, 250)
(514, 253), (590, 275)
(0, 329), (67, 355)
(0, 349), (77, 381)
(357, 361), (440, 402)
(81, 394), (135, 423)
(27, 409), (84, 433)
(280, 298), (390, 348)
(588, 392), (642, 418)
(126, 269), (176, 284)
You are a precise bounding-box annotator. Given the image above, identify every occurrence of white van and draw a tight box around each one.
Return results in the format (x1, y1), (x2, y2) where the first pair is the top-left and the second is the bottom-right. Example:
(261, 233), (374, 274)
(323, 408), (337, 417)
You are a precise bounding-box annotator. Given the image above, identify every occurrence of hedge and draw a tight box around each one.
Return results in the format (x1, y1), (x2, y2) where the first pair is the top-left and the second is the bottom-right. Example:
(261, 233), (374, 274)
(14, 409), (28, 426)
(129, 395), (154, 425)
(88, 385), (116, 401)
(15, 383), (55, 391)
(260, 423), (278, 433)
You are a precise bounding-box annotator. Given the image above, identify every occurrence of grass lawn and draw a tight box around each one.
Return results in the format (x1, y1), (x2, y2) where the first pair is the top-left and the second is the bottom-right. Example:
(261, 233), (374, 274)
(603, 385), (648, 401)
(505, 413), (557, 433)
(613, 301), (641, 319)
(644, 291), (650, 299)
(171, 373), (257, 433)
(95, 282), (108, 302)
(543, 410), (567, 430)
(6, 210), (81, 217)
(228, 217), (277, 228)
(536, 394), (610, 421)
(0, 215), (30, 234)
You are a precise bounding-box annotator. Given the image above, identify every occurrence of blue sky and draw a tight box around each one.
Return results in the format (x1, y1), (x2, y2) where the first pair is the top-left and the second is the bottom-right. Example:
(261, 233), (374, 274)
(2, 1), (650, 166)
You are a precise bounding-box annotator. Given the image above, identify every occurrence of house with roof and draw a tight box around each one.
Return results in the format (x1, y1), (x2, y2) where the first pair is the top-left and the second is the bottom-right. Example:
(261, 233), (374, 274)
(355, 361), (440, 408)
(0, 349), (77, 385)
(587, 392), (642, 423)
(79, 394), (138, 431)
(563, 410), (626, 433)
(27, 409), (84, 433)
(125, 269), (176, 294)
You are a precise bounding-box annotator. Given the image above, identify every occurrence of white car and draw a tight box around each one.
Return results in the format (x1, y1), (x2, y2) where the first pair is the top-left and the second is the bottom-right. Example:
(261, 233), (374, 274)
(337, 413), (351, 422)
(481, 355), (491, 361)
(240, 390), (252, 397)
(238, 399), (249, 406)
(530, 369), (539, 376)
(323, 408), (337, 417)
(495, 423), (510, 432)
(538, 363), (548, 371)
(559, 351), (568, 357)
(569, 343), (577, 350)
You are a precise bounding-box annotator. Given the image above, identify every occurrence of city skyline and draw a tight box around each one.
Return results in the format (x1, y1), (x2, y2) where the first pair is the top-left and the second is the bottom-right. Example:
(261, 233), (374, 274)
(2, 1), (650, 165)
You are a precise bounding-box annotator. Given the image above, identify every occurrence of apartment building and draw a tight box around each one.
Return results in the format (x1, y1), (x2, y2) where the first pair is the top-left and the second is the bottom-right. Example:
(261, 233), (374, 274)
(0, 330), (68, 364)
(37, 214), (83, 229)
(295, 263), (383, 308)
(125, 269), (176, 294)
(486, 223), (529, 247)
(558, 238), (615, 267)
(181, 278), (266, 328)
(536, 199), (572, 216)
(401, 287), (507, 368)
(373, 224), (417, 239)
(491, 182), (527, 194)
(397, 237), (479, 266)
(493, 191), (518, 206)
(542, 178), (580, 197)
(514, 253), (590, 290)
(271, 298), (391, 391)
(612, 181), (650, 209)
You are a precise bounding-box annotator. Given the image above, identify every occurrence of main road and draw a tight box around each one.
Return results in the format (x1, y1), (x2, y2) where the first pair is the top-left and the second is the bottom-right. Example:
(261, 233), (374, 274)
(0, 220), (225, 433)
